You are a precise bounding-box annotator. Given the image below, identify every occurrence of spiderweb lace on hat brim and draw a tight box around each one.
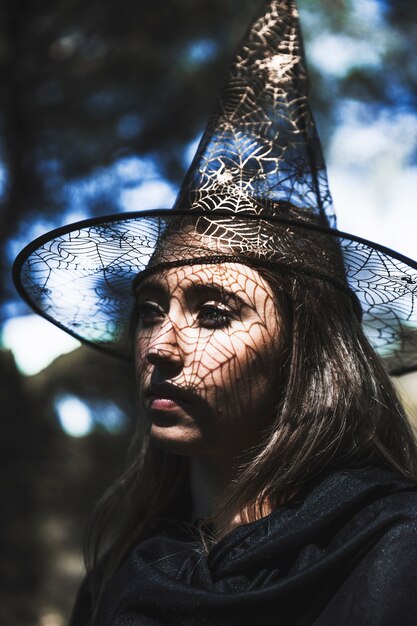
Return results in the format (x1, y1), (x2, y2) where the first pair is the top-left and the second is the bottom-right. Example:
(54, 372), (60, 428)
(13, 210), (417, 375)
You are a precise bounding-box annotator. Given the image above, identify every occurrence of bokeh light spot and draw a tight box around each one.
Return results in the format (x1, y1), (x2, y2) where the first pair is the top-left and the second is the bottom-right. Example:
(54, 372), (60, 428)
(55, 395), (94, 437)
(1, 316), (80, 376)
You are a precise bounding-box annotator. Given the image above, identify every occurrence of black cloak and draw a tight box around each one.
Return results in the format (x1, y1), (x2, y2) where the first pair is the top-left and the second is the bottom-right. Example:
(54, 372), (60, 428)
(69, 467), (417, 625)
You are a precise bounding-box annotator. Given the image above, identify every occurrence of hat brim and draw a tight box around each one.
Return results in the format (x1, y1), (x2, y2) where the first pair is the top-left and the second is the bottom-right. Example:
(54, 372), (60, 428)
(13, 209), (417, 375)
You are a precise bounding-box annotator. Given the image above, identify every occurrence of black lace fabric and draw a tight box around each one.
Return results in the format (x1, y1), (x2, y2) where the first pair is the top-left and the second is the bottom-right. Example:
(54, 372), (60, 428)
(174, 0), (334, 226)
(12, 0), (417, 374)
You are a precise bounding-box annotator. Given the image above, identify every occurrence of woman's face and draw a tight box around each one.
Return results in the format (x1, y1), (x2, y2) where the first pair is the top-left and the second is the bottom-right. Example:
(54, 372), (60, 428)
(134, 262), (283, 457)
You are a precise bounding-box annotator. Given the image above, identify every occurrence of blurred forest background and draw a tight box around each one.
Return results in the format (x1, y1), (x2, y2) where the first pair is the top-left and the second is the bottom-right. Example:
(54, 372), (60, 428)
(0, 0), (416, 624)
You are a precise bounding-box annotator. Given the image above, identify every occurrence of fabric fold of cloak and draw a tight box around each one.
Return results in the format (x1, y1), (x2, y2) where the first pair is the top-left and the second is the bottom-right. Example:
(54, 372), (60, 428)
(70, 467), (417, 626)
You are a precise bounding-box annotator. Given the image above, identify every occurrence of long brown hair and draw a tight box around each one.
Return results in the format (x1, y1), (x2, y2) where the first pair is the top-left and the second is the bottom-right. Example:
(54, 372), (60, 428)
(84, 267), (417, 616)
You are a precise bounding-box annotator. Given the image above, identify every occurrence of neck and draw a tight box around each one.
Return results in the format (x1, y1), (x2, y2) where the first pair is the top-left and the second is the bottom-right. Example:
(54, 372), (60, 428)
(190, 454), (244, 536)
(190, 455), (228, 518)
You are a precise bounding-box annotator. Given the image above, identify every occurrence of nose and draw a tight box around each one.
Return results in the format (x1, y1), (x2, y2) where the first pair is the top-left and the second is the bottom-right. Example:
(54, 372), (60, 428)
(146, 345), (183, 366)
(145, 317), (185, 369)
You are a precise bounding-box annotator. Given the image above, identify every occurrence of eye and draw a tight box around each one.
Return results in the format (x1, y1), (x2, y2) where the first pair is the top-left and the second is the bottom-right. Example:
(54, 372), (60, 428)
(197, 303), (233, 329)
(136, 301), (164, 327)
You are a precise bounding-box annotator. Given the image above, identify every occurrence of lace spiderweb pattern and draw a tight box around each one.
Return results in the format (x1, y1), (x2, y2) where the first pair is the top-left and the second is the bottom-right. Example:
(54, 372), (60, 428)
(14, 213), (417, 374)
(175, 0), (334, 228)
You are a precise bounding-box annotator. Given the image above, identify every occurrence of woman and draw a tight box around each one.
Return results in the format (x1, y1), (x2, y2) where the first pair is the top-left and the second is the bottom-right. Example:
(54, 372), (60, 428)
(64, 252), (417, 625)
(13, 0), (417, 623)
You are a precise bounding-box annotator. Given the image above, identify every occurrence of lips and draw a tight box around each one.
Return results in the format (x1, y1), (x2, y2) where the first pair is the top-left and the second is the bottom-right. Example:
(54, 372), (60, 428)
(145, 382), (195, 410)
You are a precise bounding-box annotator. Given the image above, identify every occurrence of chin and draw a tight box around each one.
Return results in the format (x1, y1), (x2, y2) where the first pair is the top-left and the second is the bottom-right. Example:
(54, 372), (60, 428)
(149, 423), (208, 456)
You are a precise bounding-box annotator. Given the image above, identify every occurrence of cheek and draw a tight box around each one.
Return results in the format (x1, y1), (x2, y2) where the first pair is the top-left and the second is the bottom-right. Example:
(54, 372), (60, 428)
(196, 324), (279, 404)
(134, 337), (152, 388)
(190, 334), (234, 382)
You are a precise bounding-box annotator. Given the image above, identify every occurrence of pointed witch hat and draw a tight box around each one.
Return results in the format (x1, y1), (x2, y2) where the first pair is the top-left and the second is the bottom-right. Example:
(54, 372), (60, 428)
(13, 0), (417, 375)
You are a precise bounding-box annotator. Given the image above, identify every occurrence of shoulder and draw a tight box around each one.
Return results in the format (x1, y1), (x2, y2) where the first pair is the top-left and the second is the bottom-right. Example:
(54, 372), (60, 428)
(315, 467), (417, 558)
(339, 467), (417, 529)
(314, 518), (417, 625)
(311, 468), (417, 625)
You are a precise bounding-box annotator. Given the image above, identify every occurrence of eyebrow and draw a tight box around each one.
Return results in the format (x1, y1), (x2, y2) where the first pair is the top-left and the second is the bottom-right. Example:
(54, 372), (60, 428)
(135, 277), (246, 308)
(187, 283), (246, 308)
